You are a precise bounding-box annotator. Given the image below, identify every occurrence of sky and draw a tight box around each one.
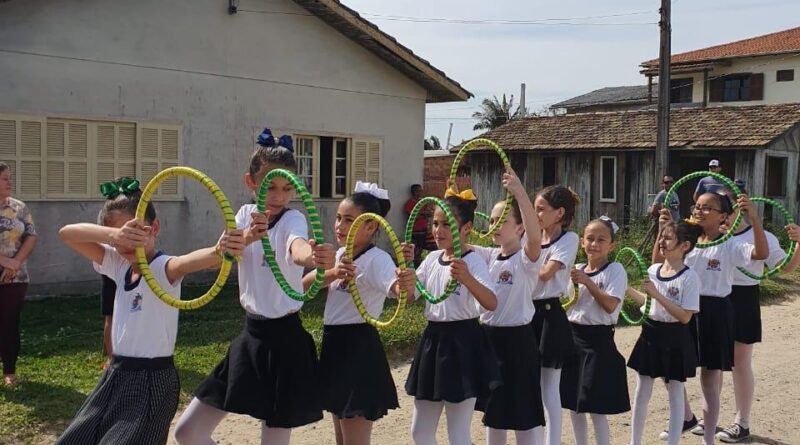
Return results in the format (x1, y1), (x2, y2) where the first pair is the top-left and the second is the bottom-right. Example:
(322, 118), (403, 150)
(340, 0), (800, 147)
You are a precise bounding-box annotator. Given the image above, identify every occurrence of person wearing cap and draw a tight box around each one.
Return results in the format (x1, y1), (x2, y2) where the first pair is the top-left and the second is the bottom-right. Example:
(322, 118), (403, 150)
(693, 160), (724, 203)
(650, 175), (680, 222)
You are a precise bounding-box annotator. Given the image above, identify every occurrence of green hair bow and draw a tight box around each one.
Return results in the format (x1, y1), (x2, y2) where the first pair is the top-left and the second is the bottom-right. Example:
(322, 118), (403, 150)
(100, 177), (140, 199)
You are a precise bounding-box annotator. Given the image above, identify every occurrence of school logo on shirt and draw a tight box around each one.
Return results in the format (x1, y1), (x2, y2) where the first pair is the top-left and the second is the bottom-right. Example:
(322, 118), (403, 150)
(452, 283), (462, 296)
(707, 259), (721, 271)
(597, 282), (605, 290)
(667, 286), (681, 302)
(497, 270), (513, 285)
(336, 279), (350, 293)
(130, 293), (143, 313)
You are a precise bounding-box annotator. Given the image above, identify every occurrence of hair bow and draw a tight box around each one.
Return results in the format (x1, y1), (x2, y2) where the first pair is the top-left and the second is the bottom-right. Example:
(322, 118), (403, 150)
(683, 217), (701, 226)
(444, 187), (478, 201)
(257, 128), (294, 153)
(354, 181), (389, 200)
(99, 177), (140, 199)
(599, 215), (619, 234)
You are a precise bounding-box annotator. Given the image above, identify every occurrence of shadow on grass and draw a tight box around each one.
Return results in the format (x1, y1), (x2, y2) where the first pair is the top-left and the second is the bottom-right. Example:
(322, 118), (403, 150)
(0, 380), (86, 440)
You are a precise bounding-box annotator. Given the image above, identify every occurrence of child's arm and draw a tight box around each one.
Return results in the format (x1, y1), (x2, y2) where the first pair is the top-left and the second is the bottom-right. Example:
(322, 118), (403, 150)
(302, 256), (352, 291)
(780, 224), (800, 274)
(393, 268), (418, 305)
(641, 279), (694, 324)
(539, 260), (563, 282)
(290, 238), (336, 270)
(164, 229), (245, 284)
(570, 268), (620, 314)
(503, 166), (542, 262)
(450, 258), (497, 310)
(738, 195), (768, 260)
(59, 220), (148, 264)
(626, 286), (647, 305)
(651, 209), (672, 264)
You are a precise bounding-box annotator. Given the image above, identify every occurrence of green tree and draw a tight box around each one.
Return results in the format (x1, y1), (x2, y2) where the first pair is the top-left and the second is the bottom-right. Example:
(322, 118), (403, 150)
(472, 94), (524, 131)
(424, 135), (442, 150)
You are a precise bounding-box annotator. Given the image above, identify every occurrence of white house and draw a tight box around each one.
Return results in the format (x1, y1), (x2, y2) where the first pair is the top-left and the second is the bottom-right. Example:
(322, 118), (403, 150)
(0, 0), (471, 293)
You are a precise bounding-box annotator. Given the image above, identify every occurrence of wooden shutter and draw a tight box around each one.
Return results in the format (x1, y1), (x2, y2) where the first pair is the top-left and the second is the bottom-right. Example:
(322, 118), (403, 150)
(137, 124), (182, 199)
(0, 118), (17, 195)
(0, 116), (45, 199)
(350, 138), (382, 189)
(66, 122), (89, 196)
(709, 77), (724, 102)
(750, 73), (764, 100)
(93, 122), (138, 197)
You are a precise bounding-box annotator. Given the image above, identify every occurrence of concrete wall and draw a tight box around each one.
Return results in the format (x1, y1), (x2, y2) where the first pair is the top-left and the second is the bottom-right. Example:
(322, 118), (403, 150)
(0, 0), (431, 293)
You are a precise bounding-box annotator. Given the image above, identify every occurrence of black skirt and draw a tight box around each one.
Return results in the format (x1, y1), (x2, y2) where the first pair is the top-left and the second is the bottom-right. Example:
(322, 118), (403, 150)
(691, 295), (735, 371)
(531, 298), (576, 369)
(560, 323), (630, 415)
(405, 318), (502, 403)
(730, 285), (761, 344)
(193, 313), (323, 428)
(319, 324), (399, 421)
(477, 324), (545, 431)
(628, 319), (698, 382)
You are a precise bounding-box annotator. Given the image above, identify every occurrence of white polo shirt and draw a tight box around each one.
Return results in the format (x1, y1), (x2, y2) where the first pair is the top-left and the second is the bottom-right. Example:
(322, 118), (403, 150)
(324, 246), (398, 325)
(568, 262), (627, 326)
(532, 231), (580, 300)
(644, 264), (701, 323)
(416, 250), (494, 322)
(473, 246), (542, 327)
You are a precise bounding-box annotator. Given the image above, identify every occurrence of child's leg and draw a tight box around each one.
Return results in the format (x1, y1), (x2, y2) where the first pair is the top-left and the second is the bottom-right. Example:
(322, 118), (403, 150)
(630, 374), (654, 445)
(666, 380), (685, 445)
(515, 427), (543, 445)
(174, 398), (228, 445)
(589, 414), (609, 445)
(260, 424), (291, 445)
(486, 427), (507, 445)
(731, 341), (755, 428)
(569, 411), (588, 445)
(338, 416), (373, 445)
(540, 367), (562, 445)
(103, 315), (113, 361)
(701, 368), (722, 445)
(443, 398), (476, 445)
(411, 399), (444, 445)
(681, 386), (694, 421)
(332, 415), (344, 445)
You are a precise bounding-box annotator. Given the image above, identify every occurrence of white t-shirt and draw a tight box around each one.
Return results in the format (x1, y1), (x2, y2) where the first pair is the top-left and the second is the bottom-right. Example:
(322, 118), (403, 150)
(93, 245), (181, 358)
(568, 262), (627, 326)
(236, 204), (308, 318)
(685, 235), (753, 297)
(324, 246), (398, 325)
(733, 227), (787, 286)
(472, 246), (542, 327)
(416, 250), (494, 322)
(532, 231), (580, 300)
(644, 264), (701, 323)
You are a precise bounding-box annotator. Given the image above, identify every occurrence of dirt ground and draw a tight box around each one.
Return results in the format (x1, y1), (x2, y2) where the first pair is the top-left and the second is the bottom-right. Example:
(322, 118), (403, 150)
(162, 296), (800, 445)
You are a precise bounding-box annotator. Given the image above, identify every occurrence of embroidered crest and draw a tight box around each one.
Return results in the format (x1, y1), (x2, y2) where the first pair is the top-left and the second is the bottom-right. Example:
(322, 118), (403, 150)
(498, 270), (513, 285)
(130, 293), (143, 313)
(707, 259), (721, 271)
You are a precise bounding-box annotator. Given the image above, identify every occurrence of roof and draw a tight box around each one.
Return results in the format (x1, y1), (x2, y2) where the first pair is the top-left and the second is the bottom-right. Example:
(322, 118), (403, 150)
(424, 150), (456, 158)
(642, 26), (800, 70)
(552, 85), (657, 109)
(291, 0), (471, 103)
(455, 103), (800, 151)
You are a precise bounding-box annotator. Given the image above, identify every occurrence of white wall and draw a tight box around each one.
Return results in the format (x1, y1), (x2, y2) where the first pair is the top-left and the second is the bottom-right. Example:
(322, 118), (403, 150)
(0, 0), (431, 292)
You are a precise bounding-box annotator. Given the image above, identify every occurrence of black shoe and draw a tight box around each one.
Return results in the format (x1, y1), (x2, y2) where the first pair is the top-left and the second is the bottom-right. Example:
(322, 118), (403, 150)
(717, 423), (750, 443)
(659, 415), (699, 441)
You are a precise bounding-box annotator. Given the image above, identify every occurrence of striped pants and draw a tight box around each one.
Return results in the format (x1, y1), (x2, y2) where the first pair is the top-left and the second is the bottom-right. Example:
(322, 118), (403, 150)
(56, 356), (179, 445)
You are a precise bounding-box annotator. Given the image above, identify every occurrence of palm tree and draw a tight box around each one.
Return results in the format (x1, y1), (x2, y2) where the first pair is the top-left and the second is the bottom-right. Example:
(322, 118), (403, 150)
(472, 94), (525, 131)
(423, 135), (442, 150)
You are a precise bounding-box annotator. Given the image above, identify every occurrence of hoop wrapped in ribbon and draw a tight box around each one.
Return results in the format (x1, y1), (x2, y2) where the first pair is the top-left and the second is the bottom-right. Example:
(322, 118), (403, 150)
(736, 197), (797, 280)
(615, 247), (651, 325)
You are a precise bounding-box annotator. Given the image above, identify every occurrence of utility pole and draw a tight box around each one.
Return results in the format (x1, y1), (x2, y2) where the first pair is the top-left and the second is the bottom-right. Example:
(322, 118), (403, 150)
(520, 83), (527, 116)
(445, 122), (453, 150)
(654, 0), (671, 191)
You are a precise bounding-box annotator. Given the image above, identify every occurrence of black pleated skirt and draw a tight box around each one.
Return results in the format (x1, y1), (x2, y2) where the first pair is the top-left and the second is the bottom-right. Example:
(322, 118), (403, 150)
(405, 318), (502, 403)
(692, 296), (735, 371)
(628, 318), (698, 382)
(193, 313), (323, 428)
(560, 323), (630, 415)
(531, 298), (576, 369)
(730, 285), (761, 344)
(319, 323), (399, 421)
(477, 324), (545, 430)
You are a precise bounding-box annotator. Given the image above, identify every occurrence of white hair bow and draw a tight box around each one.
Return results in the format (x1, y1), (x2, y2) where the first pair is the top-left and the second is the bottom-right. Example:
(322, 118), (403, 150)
(599, 215), (619, 234)
(354, 181), (389, 200)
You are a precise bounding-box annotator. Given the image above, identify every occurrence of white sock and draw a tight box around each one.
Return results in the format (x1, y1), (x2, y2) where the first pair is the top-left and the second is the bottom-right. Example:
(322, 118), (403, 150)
(630, 375), (654, 445)
(487, 427), (506, 445)
(666, 380), (685, 445)
(516, 427), (543, 445)
(540, 367), (563, 445)
(411, 399), (444, 445)
(444, 398), (476, 445)
(570, 411), (588, 445)
(701, 369), (722, 445)
(174, 398), (228, 445)
(732, 342), (754, 429)
(590, 413), (609, 445)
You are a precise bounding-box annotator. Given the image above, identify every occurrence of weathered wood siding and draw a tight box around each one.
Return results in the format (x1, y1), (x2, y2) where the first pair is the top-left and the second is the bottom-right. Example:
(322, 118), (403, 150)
(625, 151), (656, 222)
(762, 123), (800, 223)
(468, 152), (530, 217)
(564, 153), (593, 228)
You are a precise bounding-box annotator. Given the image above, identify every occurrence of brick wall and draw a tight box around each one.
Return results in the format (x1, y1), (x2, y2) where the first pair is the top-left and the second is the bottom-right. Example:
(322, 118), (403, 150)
(423, 154), (471, 198)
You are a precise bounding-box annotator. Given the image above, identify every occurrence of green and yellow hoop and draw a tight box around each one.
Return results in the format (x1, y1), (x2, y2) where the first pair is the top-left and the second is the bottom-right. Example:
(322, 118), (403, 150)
(737, 197), (797, 280)
(135, 167), (236, 310)
(257, 168), (325, 302)
(345, 213), (407, 328)
(450, 138), (513, 240)
(561, 284), (579, 310)
(664, 171), (743, 248)
(615, 247), (651, 326)
(470, 211), (491, 238)
(404, 196), (462, 304)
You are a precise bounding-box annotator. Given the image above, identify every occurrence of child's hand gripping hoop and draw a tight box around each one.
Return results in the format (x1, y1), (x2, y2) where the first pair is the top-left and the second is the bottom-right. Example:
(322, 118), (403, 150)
(615, 247), (651, 326)
(257, 168), (325, 302)
(737, 197), (797, 280)
(135, 167), (236, 310)
(345, 213), (407, 329)
(450, 138), (513, 240)
(664, 171), (743, 248)
(404, 197), (462, 304)
(561, 285), (579, 310)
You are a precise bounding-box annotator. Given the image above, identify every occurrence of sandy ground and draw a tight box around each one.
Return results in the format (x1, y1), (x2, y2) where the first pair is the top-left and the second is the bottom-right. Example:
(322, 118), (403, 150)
(160, 296), (800, 445)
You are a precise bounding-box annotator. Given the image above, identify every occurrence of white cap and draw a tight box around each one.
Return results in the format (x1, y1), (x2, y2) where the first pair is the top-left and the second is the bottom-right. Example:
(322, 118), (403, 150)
(709, 159), (720, 167)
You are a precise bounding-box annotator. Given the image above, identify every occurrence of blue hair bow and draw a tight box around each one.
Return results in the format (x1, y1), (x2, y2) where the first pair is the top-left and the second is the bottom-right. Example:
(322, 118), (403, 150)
(257, 128), (294, 153)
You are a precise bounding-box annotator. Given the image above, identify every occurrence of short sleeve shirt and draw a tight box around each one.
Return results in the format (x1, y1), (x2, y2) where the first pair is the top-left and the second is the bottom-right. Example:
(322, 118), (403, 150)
(324, 246), (398, 325)
(652, 190), (680, 221)
(685, 236), (753, 297)
(695, 176), (723, 195)
(416, 250), (494, 322)
(568, 262), (627, 326)
(733, 227), (787, 286)
(473, 246), (542, 327)
(645, 264), (701, 323)
(0, 197), (37, 283)
(532, 231), (580, 300)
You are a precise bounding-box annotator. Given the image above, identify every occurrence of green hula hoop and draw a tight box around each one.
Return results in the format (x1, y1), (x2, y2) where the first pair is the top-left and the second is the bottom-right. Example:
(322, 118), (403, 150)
(345, 213), (407, 329)
(561, 284), (578, 310)
(404, 197), (462, 304)
(470, 211), (491, 238)
(450, 138), (513, 240)
(135, 167), (236, 310)
(615, 247), (651, 326)
(257, 168), (325, 302)
(664, 171), (743, 248)
(737, 197), (797, 280)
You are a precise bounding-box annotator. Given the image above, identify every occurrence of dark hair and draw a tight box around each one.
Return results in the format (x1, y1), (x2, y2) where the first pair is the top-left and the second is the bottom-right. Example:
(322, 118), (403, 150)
(664, 220), (704, 257)
(0, 162), (8, 174)
(444, 196), (477, 227)
(248, 145), (296, 177)
(347, 192), (391, 218)
(588, 217), (618, 241)
(99, 180), (156, 225)
(702, 191), (733, 215)
(537, 185), (580, 229)
(497, 198), (523, 225)
(410, 184), (422, 194)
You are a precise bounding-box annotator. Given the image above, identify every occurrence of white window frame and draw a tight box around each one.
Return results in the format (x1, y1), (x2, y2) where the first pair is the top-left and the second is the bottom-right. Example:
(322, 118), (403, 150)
(293, 135), (320, 198)
(599, 156), (617, 203)
(331, 138), (349, 199)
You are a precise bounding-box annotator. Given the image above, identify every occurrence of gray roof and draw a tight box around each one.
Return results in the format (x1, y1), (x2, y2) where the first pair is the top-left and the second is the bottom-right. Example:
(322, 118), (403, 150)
(552, 85), (658, 109)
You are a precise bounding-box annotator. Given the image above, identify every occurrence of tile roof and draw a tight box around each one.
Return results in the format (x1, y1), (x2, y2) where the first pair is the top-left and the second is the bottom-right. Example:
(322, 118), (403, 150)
(455, 103), (800, 151)
(552, 85), (657, 108)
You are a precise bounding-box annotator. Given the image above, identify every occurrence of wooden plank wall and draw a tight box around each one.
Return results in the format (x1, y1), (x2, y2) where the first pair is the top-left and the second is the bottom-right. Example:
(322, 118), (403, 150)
(763, 124), (800, 224)
(626, 151), (656, 222)
(468, 152), (529, 217)
(564, 153), (592, 229)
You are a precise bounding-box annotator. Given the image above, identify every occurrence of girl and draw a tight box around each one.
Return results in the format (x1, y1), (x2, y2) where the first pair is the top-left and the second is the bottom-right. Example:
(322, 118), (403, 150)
(175, 130), (336, 445)
(405, 190), (500, 445)
(561, 217), (630, 445)
(627, 220), (703, 445)
(472, 167), (546, 445)
(531, 185), (580, 445)
(653, 191), (768, 445)
(57, 180), (242, 445)
(306, 182), (416, 445)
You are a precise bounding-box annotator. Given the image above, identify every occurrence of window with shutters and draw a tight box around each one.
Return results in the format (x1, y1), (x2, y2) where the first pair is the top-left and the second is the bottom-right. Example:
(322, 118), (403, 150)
(777, 69), (794, 82)
(670, 78), (694, 103)
(709, 73), (764, 102)
(0, 113), (182, 200)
